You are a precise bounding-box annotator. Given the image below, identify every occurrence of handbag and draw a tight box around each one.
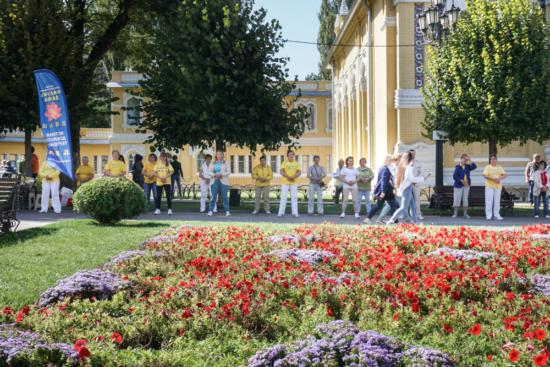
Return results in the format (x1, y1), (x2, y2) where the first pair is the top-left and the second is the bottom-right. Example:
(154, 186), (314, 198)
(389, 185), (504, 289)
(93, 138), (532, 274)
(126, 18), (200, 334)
(375, 177), (395, 201)
(314, 166), (325, 188)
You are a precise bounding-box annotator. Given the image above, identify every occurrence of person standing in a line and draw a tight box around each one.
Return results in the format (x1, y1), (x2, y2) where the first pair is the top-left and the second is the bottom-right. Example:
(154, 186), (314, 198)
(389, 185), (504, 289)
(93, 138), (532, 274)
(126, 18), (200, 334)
(526, 154), (541, 206)
(483, 155), (507, 220)
(356, 158), (374, 215)
(333, 159), (345, 204)
(409, 149), (424, 219)
(170, 155), (184, 199)
(153, 152), (174, 215)
(339, 156), (360, 219)
(207, 150), (232, 217)
(252, 156), (273, 214)
(278, 151), (301, 218)
(377, 153), (405, 224)
(103, 150), (127, 177)
(364, 155), (398, 224)
(307, 155), (327, 216)
(75, 156), (95, 188)
(142, 154), (158, 209)
(38, 161), (61, 213)
(452, 154), (476, 218)
(533, 161), (550, 219)
(131, 154), (144, 189)
(199, 154), (217, 213)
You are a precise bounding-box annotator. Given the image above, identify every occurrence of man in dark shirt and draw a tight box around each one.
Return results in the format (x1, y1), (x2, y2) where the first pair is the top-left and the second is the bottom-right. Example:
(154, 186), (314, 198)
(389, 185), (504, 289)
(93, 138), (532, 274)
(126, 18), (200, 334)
(171, 155), (184, 199)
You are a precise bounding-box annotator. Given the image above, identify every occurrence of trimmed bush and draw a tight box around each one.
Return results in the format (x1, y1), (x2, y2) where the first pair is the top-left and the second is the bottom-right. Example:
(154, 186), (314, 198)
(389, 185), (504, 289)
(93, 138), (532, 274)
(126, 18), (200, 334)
(73, 177), (147, 224)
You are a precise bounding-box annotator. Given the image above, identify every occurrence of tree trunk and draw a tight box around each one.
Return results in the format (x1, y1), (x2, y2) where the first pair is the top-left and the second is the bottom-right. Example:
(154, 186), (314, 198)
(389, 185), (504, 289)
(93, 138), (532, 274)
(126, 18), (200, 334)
(24, 129), (33, 177)
(488, 136), (498, 163)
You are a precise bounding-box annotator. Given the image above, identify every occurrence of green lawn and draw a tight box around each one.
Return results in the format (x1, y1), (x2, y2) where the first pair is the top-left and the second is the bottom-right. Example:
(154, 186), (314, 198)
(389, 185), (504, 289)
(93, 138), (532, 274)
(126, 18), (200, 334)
(0, 220), (301, 308)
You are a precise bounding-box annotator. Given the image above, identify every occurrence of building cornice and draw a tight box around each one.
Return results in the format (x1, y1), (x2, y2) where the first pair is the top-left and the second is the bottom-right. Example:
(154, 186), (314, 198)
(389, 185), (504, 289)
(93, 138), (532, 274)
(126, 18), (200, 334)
(108, 133), (153, 143)
(380, 17), (396, 31)
(394, 89), (424, 109)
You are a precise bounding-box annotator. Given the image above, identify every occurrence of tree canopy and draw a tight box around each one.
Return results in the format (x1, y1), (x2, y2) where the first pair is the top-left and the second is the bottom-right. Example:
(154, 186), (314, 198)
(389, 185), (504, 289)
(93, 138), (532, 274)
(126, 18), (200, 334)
(421, 0), (550, 157)
(134, 0), (309, 154)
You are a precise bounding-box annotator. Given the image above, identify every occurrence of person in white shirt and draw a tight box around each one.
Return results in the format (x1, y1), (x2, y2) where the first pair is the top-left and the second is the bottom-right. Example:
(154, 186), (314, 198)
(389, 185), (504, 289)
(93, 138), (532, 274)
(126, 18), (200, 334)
(198, 154), (217, 213)
(409, 149), (425, 219)
(339, 156), (361, 219)
(387, 152), (427, 224)
(332, 159), (345, 204)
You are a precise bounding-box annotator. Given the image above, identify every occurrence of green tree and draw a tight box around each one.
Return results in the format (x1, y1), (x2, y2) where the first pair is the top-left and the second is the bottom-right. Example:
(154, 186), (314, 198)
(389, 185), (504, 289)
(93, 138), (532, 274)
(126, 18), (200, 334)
(316, 0), (355, 80)
(133, 0), (309, 154)
(421, 0), (550, 158)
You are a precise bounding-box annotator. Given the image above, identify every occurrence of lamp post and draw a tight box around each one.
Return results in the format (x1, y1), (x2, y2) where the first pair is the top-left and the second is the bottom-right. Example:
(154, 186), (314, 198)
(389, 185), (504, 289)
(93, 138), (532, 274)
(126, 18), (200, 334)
(418, 0), (461, 186)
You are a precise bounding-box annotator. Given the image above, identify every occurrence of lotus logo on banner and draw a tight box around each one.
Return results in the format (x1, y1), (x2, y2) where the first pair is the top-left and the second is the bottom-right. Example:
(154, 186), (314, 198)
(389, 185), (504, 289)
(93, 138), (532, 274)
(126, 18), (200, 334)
(33, 69), (73, 179)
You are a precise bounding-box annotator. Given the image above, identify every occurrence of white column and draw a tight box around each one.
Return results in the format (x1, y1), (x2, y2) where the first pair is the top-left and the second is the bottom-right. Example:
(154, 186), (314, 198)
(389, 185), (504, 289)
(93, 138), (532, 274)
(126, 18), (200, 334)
(233, 155), (239, 174)
(244, 155), (250, 174)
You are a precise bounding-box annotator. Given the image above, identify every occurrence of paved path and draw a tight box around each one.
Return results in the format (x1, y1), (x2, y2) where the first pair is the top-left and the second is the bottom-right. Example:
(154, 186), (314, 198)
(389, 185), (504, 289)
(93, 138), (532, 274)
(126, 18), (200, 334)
(9, 208), (544, 232)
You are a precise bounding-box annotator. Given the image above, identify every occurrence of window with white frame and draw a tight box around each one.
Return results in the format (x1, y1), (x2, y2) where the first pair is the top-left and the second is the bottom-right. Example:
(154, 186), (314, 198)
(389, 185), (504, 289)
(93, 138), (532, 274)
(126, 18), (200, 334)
(269, 155), (277, 173)
(248, 156), (252, 174)
(196, 153), (205, 173)
(238, 156), (245, 174)
(127, 98), (141, 125)
(328, 109), (333, 130)
(307, 106), (315, 130)
(94, 155), (109, 174)
(302, 155), (309, 170)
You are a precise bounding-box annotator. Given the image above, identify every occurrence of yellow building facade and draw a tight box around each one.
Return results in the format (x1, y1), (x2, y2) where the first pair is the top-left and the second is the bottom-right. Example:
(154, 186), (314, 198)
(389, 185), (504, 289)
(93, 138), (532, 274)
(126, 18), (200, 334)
(323, 0), (548, 187)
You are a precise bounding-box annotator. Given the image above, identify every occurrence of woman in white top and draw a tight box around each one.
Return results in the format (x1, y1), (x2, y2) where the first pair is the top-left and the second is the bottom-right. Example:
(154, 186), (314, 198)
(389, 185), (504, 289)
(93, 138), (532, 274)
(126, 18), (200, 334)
(387, 152), (427, 224)
(339, 156), (361, 219)
(198, 154), (217, 213)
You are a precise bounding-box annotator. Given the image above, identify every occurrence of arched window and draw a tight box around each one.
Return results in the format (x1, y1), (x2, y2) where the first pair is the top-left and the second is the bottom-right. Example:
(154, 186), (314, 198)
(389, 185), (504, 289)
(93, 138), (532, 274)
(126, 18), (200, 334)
(127, 98), (141, 125)
(307, 105), (316, 130)
(128, 153), (136, 173)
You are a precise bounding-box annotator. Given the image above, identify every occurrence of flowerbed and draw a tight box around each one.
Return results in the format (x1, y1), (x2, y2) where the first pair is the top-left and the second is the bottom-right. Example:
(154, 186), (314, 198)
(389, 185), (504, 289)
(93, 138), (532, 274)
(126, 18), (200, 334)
(3, 223), (550, 365)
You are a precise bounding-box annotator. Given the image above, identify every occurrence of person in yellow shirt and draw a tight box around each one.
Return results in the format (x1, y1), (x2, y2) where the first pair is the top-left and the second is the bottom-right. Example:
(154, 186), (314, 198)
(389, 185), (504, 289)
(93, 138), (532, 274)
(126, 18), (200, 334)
(482, 154), (508, 221)
(38, 161), (61, 213)
(153, 152), (174, 215)
(141, 153), (158, 208)
(103, 150), (127, 177)
(75, 156), (95, 188)
(251, 156), (273, 214)
(278, 151), (301, 218)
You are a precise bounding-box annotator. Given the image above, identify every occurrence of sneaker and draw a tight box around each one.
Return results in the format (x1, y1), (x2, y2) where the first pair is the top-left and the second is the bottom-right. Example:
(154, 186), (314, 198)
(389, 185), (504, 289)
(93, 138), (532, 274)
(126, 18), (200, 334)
(418, 215), (425, 220)
(200, 210), (205, 213)
(376, 218), (385, 225)
(266, 211), (271, 214)
(495, 216), (504, 221)
(226, 212), (231, 217)
(54, 211), (62, 214)
(168, 209), (172, 215)
(386, 220), (395, 225)
(452, 213), (457, 218)
(252, 210), (258, 214)
(293, 214), (300, 218)
(214, 210), (218, 213)
(308, 213), (313, 216)
(154, 209), (161, 215)
(319, 213), (324, 216)
(207, 211), (213, 216)
(340, 213), (345, 218)
(355, 213), (360, 219)
(535, 215), (540, 219)
(463, 214), (471, 219)
(278, 214), (283, 217)
(487, 217), (492, 220)
(364, 218), (371, 224)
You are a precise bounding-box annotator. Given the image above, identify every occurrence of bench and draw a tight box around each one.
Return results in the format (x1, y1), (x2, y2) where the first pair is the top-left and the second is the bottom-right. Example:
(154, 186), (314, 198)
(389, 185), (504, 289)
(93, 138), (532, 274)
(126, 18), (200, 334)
(0, 177), (22, 232)
(432, 185), (514, 217)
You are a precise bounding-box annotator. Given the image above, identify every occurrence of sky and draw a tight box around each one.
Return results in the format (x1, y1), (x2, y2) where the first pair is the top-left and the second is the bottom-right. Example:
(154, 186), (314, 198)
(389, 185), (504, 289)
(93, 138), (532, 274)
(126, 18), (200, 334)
(254, 0), (322, 80)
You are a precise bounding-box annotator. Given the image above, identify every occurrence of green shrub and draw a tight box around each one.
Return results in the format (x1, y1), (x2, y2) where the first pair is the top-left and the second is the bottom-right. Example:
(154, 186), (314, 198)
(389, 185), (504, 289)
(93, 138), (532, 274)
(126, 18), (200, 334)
(73, 177), (147, 224)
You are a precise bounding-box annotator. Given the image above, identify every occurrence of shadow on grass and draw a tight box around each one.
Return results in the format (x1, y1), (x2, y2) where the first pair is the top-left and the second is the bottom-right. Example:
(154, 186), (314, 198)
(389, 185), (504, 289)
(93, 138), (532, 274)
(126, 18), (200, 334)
(0, 227), (61, 249)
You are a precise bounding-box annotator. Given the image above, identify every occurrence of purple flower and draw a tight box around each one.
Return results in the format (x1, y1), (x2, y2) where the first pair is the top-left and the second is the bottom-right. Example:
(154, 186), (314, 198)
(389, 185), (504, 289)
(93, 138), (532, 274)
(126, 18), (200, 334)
(519, 274), (550, 296)
(103, 250), (167, 268)
(266, 234), (316, 245)
(428, 247), (499, 261)
(267, 248), (334, 265)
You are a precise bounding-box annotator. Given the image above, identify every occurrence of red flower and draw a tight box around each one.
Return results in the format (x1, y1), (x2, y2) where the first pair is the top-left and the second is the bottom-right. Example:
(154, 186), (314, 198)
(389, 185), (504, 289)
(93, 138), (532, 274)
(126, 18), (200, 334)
(450, 291), (460, 301)
(73, 339), (87, 350)
(15, 312), (24, 323)
(534, 329), (546, 341)
(311, 289), (317, 297)
(181, 309), (193, 319)
(128, 308), (135, 313)
(534, 354), (547, 366)
(327, 309), (334, 317)
(509, 349), (519, 362)
(93, 336), (105, 342)
(111, 333), (123, 343)
(78, 347), (91, 358)
(468, 324), (482, 336)
(180, 329), (184, 336)
(443, 324), (453, 333)
(245, 335), (249, 340)
(393, 314), (399, 321)
(21, 306), (30, 315)
(44, 102), (62, 122)
(487, 355), (492, 361)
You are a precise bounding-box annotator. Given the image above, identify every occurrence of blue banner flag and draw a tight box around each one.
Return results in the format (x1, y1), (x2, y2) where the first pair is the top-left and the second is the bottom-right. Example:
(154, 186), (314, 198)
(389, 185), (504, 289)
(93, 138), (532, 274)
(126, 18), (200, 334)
(33, 69), (73, 179)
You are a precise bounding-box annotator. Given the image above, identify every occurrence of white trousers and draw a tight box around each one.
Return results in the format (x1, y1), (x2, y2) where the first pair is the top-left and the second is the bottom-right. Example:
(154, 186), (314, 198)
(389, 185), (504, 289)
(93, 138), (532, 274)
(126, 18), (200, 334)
(200, 180), (216, 212)
(41, 181), (61, 213)
(412, 184), (421, 215)
(278, 184), (298, 215)
(485, 186), (501, 219)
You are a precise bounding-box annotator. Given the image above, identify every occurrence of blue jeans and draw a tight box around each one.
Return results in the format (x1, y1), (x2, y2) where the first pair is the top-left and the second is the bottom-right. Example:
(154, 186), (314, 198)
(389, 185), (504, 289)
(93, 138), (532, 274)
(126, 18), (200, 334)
(534, 192), (548, 217)
(171, 175), (182, 199)
(210, 179), (229, 212)
(357, 190), (371, 213)
(379, 196), (410, 221)
(390, 185), (418, 223)
(529, 181), (535, 204)
(144, 182), (157, 206)
(367, 197), (397, 220)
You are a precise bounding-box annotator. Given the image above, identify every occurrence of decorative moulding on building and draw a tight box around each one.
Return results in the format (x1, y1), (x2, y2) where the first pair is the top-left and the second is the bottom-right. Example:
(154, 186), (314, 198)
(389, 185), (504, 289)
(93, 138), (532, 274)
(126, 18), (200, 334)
(86, 131), (110, 138)
(108, 133), (153, 143)
(394, 89), (424, 109)
(380, 17), (396, 31)
(325, 84), (332, 90)
(297, 84), (318, 91)
(121, 144), (146, 157)
(188, 146), (214, 159)
(121, 74), (145, 82)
